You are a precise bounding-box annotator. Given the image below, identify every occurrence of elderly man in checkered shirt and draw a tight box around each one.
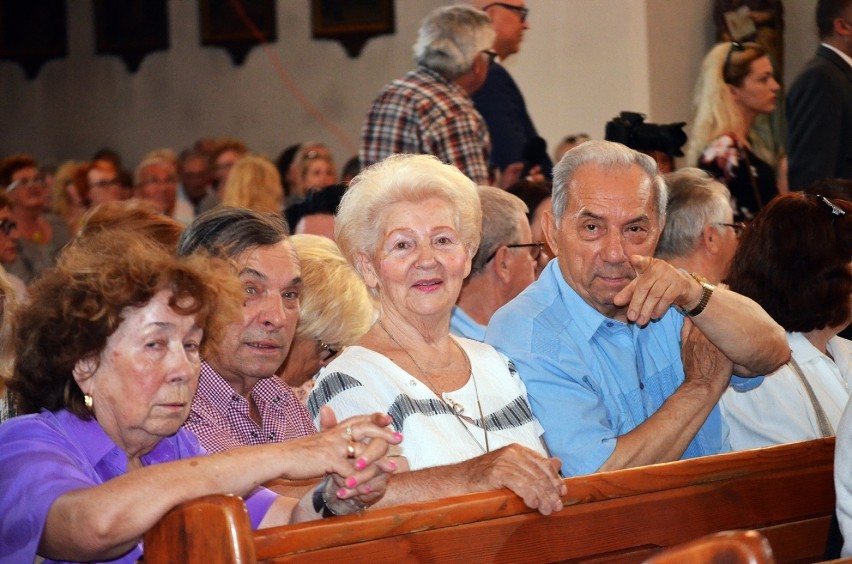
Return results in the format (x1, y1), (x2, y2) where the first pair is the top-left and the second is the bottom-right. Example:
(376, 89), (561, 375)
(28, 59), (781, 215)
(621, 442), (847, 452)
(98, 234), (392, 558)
(177, 207), (316, 451)
(359, 5), (495, 185)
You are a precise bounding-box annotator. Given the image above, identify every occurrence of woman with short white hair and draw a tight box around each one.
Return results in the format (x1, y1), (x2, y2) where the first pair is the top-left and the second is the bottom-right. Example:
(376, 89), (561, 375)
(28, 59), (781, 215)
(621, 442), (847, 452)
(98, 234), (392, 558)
(308, 154), (566, 515)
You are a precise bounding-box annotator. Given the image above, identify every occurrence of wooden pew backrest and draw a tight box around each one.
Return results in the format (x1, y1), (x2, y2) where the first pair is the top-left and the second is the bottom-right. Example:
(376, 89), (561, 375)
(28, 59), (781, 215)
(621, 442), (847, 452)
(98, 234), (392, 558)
(145, 438), (835, 564)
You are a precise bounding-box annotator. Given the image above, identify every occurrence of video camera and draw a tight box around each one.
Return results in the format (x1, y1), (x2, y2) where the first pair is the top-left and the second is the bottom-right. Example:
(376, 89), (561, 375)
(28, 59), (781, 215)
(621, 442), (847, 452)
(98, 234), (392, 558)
(605, 111), (687, 157)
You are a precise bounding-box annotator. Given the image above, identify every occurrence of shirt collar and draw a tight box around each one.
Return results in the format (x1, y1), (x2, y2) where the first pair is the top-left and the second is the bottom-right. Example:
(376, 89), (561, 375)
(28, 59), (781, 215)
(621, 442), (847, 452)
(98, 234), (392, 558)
(788, 331), (826, 365)
(545, 259), (628, 341)
(56, 408), (182, 470)
(198, 360), (285, 405)
(822, 42), (852, 70)
(58, 409), (116, 468)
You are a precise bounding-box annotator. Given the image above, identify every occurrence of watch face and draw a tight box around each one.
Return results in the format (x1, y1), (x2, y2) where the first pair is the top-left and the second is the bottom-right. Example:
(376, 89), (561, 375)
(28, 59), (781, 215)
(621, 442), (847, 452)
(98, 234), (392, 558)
(690, 272), (711, 286)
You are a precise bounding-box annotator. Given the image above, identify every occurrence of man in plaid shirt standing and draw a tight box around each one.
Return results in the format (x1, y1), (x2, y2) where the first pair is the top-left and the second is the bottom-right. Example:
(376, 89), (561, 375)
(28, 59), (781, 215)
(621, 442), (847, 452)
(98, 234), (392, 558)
(359, 5), (495, 184)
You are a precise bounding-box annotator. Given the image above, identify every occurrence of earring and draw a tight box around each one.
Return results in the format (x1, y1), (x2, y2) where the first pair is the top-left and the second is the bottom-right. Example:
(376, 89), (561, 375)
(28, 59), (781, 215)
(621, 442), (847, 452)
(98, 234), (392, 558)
(84, 394), (93, 412)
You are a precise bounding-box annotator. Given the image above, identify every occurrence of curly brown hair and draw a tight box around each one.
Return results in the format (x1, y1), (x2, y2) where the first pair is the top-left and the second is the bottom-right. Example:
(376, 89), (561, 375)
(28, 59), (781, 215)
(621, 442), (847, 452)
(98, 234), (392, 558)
(726, 192), (852, 333)
(0, 154), (36, 188)
(78, 199), (184, 251)
(9, 230), (241, 419)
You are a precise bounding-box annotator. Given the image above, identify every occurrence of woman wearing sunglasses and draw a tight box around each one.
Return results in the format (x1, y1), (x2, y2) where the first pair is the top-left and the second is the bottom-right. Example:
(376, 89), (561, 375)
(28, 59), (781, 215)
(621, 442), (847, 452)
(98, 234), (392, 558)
(687, 42), (782, 221)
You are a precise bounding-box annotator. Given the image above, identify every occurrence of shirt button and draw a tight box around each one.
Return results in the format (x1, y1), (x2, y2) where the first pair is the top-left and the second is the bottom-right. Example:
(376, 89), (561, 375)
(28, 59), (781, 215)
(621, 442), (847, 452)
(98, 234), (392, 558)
(231, 395), (240, 402)
(639, 382), (645, 390)
(250, 431), (258, 438)
(268, 432), (275, 440)
(606, 322), (614, 328)
(409, 380), (417, 387)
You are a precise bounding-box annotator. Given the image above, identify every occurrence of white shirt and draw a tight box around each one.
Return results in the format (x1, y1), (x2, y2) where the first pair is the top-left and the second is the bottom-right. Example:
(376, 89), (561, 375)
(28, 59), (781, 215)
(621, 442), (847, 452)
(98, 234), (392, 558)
(721, 332), (852, 450)
(307, 338), (546, 471)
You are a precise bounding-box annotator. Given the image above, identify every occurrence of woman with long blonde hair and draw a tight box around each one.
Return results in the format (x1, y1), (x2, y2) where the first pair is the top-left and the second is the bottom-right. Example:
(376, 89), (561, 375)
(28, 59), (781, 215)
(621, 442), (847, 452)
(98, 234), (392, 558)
(687, 42), (783, 220)
(220, 154), (284, 213)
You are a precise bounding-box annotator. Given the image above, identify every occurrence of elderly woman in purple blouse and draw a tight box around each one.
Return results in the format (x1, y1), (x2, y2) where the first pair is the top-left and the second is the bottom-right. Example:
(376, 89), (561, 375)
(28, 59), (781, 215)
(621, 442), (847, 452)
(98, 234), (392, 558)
(0, 230), (400, 564)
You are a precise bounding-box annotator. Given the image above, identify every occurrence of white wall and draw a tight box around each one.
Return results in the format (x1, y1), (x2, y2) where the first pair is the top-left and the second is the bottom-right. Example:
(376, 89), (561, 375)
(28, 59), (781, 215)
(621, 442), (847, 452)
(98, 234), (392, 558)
(0, 0), (821, 171)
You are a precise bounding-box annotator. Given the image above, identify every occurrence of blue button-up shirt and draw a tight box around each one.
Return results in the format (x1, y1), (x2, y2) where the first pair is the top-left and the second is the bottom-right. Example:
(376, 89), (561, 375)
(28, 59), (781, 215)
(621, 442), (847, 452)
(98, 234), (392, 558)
(485, 260), (730, 476)
(449, 306), (486, 342)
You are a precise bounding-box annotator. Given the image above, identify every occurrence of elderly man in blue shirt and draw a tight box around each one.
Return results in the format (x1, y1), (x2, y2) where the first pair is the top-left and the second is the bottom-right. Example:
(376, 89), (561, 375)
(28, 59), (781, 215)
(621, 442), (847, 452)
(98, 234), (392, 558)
(486, 140), (789, 477)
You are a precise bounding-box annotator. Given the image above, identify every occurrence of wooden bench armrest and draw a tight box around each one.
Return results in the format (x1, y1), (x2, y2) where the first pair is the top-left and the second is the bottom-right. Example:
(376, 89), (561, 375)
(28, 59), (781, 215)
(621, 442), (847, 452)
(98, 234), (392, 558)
(144, 493), (256, 564)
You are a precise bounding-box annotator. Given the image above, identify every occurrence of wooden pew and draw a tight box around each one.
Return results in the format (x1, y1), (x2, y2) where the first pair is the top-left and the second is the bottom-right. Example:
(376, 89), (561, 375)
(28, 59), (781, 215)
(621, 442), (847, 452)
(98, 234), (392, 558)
(144, 438), (836, 563)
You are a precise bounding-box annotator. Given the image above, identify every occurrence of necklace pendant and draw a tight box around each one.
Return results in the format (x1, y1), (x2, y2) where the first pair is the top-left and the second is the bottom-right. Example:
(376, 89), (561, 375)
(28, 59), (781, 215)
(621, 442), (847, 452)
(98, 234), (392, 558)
(446, 397), (464, 415)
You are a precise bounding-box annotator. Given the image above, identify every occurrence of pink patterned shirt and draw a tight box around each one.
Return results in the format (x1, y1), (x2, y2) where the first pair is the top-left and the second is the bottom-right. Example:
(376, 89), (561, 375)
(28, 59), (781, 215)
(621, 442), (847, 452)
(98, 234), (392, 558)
(184, 361), (316, 452)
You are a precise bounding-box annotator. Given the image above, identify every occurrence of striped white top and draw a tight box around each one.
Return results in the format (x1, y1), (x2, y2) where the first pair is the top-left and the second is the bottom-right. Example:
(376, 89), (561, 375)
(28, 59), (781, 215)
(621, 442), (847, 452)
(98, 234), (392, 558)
(308, 337), (546, 470)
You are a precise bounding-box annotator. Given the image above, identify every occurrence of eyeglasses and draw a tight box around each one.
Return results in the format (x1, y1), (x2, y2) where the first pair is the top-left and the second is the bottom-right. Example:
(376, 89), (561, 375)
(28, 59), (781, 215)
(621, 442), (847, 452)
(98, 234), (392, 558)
(722, 41), (745, 84)
(486, 241), (545, 263)
(481, 2), (529, 23)
(89, 178), (120, 190)
(714, 221), (746, 237)
(318, 341), (338, 363)
(563, 133), (590, 145)
(0, 219), (17, 236)
(6, 174), (46, 192)
(481, 49), (498, 64)
(138, 176), (178, 187)
(814, 194), (846, 225)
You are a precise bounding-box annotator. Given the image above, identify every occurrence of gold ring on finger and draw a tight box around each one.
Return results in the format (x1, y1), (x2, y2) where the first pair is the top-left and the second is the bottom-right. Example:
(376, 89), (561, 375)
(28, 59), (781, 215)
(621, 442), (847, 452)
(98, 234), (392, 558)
(346, 440), (356, 458)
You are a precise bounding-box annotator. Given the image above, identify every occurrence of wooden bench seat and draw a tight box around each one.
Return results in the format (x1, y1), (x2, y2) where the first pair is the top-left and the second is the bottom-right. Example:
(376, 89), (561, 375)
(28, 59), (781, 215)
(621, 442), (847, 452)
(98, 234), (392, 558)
(144, 437), (836, 563)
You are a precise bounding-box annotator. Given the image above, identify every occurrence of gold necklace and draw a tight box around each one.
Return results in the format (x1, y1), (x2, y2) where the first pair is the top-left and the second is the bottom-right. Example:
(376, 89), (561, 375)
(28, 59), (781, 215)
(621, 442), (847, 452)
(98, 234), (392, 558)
(377, 318), (490, 452)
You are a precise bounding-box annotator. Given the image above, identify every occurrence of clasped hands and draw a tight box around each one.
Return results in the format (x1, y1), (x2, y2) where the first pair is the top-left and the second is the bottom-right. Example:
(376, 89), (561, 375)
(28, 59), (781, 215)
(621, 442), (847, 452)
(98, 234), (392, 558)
(313, 406), (402, 515)
(612, 255), (704, 326)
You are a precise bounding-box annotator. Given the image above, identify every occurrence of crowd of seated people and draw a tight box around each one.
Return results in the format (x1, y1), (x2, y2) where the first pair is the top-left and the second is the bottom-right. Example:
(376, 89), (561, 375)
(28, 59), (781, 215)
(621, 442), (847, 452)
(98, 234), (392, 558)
(1, 1), (852, 561)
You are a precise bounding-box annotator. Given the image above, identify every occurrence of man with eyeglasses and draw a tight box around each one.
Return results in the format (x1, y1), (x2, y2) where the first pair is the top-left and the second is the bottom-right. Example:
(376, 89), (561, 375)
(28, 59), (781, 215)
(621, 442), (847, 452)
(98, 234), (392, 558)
(655, 168), (742, 285)
(787, 0), (852, 189)
(451, 186), (543, 341)
(487, 141), (789, 477)
(134, 152), (192, 220)
(360, 5), (495, 184)
(472, 0), (552, 186)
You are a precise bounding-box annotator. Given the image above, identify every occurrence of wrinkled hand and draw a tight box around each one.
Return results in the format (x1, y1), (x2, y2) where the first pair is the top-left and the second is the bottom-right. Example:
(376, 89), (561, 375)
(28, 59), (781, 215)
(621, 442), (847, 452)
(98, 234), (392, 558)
(612, 255), (700, 325)
(680, 318), (733, 393)
(318, 407), (400, 510)
(285, 407), (400, 495)
(466, 444), (566, 515)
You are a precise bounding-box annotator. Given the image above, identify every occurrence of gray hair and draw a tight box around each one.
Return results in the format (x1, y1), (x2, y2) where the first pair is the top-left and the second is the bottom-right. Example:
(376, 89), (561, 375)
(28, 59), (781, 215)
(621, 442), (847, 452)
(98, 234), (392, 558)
(335, 154), (481, 293)
(176, 206), (289, 259)
(470, 186), (529, 276)
(551, 140), (667, 225)
(655, 168), (733, 259)
(413, 5), (495, 80)
(134, 155), (176, 187)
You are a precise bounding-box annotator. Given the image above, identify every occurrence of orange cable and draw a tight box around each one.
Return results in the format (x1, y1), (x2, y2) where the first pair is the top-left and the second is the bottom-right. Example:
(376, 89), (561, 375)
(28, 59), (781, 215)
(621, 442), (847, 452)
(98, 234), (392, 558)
(226, 0), (358, 156)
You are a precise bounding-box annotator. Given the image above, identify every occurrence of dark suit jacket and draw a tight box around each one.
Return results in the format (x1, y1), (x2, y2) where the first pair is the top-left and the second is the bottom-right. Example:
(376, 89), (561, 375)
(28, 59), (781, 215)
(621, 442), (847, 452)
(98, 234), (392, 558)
(471, 61), (552, 178)
(787, 45), (852, 190)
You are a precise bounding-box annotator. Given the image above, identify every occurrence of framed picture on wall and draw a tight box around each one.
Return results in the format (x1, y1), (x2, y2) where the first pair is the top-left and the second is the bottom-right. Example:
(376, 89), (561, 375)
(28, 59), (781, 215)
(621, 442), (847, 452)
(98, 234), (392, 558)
(93, 0), (169, 73)
(0, 0), (68, 79)
(311, 0), (395, 58)
(199, 0), (277, 66)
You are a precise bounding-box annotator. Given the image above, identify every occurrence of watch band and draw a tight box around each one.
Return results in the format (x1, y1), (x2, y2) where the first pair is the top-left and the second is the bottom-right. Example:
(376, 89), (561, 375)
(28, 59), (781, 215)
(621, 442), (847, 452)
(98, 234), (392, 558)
(684, 272), (714, 317)
(312, 476), (338, 518)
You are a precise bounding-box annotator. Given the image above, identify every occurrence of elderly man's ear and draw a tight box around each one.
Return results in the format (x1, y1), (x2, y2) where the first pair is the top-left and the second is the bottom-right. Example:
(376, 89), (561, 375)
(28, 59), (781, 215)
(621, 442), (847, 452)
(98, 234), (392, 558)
(701, 224), (722, 255)
(490, 246), (513, 283)
(541, 209), (560, 257)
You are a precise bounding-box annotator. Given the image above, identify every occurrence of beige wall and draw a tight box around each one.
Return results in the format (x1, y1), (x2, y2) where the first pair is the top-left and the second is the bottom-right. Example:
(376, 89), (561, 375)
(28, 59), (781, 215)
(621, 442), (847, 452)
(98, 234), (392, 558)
(0, 0), (820, 170)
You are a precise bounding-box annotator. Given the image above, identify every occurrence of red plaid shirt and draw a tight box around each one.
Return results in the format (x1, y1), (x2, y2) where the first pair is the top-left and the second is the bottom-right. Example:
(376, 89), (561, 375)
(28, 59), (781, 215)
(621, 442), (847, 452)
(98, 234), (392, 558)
(359, 66), (491, 184)
(183, 361), (316, 453)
